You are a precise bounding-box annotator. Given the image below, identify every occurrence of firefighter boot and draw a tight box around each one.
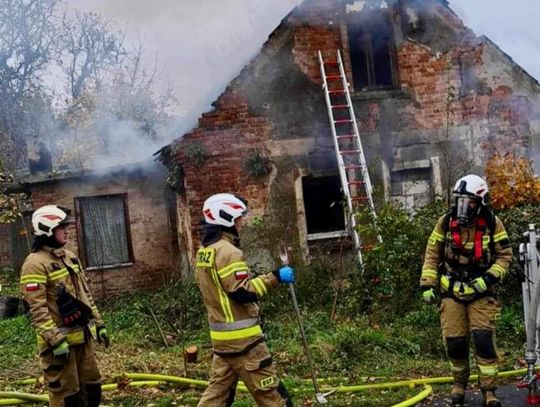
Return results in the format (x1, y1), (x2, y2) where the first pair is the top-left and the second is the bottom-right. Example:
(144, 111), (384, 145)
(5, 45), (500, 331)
(482, 390), (502, 407)
(451, 382), (466, 406)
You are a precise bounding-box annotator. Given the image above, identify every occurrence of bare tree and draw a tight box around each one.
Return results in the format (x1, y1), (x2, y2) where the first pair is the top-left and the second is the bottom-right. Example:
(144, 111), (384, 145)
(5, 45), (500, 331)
(0, 0), (61, 169)
(61, 10), (126, 100)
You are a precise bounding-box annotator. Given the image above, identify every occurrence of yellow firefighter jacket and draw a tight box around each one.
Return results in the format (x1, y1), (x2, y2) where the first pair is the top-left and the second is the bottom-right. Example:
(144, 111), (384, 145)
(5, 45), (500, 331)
(421, 213), (512, 301)
(20, 245), (103, 353)
(196, 232), (279, 354)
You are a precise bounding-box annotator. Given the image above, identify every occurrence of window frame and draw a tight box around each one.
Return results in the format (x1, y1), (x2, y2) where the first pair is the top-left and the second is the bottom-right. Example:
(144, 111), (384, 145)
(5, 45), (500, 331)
(346, 10), (400, 92)
(301, 175), (349, 241)
(74, 193), (134, 270)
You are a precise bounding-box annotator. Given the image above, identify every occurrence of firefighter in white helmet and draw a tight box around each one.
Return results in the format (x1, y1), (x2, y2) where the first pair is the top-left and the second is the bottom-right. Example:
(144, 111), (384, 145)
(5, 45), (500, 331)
(20, 205), (109, 407)
(420, 175), (512, 407)
(196, 193), (294, 406)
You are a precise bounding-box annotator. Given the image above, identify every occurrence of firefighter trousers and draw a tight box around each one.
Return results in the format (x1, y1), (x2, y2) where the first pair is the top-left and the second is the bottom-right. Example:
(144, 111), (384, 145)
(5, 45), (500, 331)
(440, 296), (501, 390)
(41, 341), (102, 407)
(197, 341), (292, 407)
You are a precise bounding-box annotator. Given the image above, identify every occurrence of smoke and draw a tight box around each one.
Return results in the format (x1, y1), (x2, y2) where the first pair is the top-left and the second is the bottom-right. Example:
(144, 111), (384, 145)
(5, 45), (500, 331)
(22, 0), (303, 172)
(67, 0), (303, 136)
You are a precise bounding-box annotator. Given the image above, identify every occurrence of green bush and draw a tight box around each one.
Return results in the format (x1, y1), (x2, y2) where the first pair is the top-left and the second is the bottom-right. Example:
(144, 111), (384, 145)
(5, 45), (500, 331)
(100, 279), (207, 346)
(350, 200), (445, 318)
(0, 266), (21, 297)
(0, 315), (35, 368)
(243, 149), (272, 178)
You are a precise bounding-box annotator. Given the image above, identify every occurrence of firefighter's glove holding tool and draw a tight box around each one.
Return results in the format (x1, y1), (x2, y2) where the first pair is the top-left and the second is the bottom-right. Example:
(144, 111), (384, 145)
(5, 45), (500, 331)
(422, 287), (436, 304)
(273, 265), (295, 284)
(97, 326), (110, 348)
(52, 340), (70, 360)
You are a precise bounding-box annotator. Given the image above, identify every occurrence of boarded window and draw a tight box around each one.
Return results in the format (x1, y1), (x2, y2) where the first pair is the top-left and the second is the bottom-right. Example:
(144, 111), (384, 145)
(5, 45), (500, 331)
(9, 214), (32, 272)
(302, 175), (346, 240)
(75, 194), (133, 269)
(347, 13), (398, 90)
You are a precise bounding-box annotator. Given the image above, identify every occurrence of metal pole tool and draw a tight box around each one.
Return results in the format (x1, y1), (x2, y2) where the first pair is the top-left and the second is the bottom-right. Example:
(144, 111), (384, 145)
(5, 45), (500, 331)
(279, 246), (330, 404)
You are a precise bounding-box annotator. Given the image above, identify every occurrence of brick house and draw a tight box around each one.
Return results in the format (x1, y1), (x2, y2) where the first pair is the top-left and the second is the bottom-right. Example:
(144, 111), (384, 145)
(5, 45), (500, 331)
(0, 160), (186, 299)
(164, 0), (540, 264)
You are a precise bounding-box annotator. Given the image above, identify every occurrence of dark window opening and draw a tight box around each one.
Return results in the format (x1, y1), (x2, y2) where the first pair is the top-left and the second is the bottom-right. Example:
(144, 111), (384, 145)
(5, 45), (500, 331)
(302, 175), (345, 236)
(348, 13), (398, 90)
(75, 194), (133, 269)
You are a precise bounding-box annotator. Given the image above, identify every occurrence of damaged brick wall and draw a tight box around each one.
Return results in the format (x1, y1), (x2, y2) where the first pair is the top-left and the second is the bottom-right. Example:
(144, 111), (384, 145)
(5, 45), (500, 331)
(26, 165), (179, 299)
(177, 90), (273, 246)
(172, 0), (539, 255)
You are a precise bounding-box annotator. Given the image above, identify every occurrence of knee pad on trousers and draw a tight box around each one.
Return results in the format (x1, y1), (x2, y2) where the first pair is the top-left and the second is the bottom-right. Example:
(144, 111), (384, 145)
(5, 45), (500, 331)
(86, 383), (102, 407)
(446, 336), (469, 360)
(277, 382), (293, 407)
(472, 330), (497, 359)
(64, 392), (81, 407)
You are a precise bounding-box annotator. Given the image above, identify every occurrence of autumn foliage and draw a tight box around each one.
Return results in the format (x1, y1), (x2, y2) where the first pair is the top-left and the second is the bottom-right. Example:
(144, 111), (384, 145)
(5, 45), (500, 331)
(486, 153), (540, 209)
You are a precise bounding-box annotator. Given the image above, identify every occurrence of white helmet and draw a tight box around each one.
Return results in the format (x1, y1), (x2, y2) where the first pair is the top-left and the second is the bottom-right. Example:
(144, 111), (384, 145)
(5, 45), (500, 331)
(452, 174), (489, 224)
(32, 205), (75, 237)
(202, 193), (248, 227)
(452, 174), (489, 205)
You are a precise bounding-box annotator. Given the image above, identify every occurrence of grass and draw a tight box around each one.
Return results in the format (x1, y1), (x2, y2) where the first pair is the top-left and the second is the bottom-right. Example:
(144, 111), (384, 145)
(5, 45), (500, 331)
(0, 278), (528, 406)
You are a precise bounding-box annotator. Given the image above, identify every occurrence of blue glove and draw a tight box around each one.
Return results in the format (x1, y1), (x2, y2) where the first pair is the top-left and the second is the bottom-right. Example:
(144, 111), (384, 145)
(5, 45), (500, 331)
(273, 266), (295, 284)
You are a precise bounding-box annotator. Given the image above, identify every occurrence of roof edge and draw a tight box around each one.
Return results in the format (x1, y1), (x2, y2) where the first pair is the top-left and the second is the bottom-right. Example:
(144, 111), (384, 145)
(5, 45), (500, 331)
(480, 35), (540, 88)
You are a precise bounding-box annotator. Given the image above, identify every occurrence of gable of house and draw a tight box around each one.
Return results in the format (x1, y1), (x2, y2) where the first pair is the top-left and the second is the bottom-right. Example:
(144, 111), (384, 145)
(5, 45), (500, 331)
(164, 0), (540, 262)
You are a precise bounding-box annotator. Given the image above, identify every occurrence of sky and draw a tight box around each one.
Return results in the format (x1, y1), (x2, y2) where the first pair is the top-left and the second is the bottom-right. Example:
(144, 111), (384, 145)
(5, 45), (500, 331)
(67, 0), (540, 138)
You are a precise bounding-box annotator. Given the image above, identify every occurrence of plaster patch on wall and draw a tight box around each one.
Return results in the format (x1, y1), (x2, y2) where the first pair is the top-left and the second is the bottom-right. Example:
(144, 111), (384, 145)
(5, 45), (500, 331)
(265, 138), (316, 157)
(346, 0), (389, 13)
(346, 1), (365, 13)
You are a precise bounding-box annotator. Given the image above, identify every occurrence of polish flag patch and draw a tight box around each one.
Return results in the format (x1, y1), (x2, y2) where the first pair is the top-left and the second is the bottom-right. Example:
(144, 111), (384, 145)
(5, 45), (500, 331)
(235, 270), (249, 280)
(25, 283), (39, 291)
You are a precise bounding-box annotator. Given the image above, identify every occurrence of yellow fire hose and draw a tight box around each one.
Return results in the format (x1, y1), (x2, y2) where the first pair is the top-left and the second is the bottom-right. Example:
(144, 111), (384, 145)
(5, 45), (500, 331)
(0, 368), (530, 406)
(393, 385), (432, 407)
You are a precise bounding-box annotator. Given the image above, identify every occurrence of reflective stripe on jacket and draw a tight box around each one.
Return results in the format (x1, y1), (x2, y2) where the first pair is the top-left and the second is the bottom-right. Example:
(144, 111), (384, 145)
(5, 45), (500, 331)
(195, 233), (279, 354)
(20, 246), (103, 351)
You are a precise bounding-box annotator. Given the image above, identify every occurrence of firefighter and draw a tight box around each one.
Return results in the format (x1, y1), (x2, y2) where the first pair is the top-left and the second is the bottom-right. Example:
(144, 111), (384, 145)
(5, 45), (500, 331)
(196, 193), (294, 407)
(20, 205), (110, 407)
(420, 175), (512, 407)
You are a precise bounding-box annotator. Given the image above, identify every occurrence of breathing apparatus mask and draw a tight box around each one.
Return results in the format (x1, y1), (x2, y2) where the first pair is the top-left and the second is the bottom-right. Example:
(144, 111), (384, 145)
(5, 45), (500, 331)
(454, 193), (480, 225)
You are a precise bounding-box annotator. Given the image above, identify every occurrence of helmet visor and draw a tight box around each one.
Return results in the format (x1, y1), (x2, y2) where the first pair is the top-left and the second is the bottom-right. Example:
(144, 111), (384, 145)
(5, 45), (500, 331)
(57, 206), (76, 226)
(58, 216), (76, 226)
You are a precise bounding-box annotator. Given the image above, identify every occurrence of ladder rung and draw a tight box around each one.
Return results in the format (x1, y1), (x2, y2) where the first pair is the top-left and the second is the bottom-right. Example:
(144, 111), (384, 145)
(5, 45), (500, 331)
(351, 196), (368, 202)
(336, 134), (355, 139)
(326, 75), (341, 81)
(328, 89), (346, 94)
(348, 180), (365, 185)
(340, 150), (360, 155)
(331, 104), (349, 109)
(324, 61), (338, 65)
(334, 119), (353, 124)
(345, 165), (363, 169)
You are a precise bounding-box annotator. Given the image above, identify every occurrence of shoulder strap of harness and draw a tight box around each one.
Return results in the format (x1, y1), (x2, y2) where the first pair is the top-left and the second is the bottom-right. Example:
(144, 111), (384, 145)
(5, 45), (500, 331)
(442, 208), (496, 263)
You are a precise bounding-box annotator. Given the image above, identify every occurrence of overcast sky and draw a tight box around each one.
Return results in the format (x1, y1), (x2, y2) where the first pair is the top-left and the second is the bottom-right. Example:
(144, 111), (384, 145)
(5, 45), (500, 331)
(68, 0), (540, 136)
